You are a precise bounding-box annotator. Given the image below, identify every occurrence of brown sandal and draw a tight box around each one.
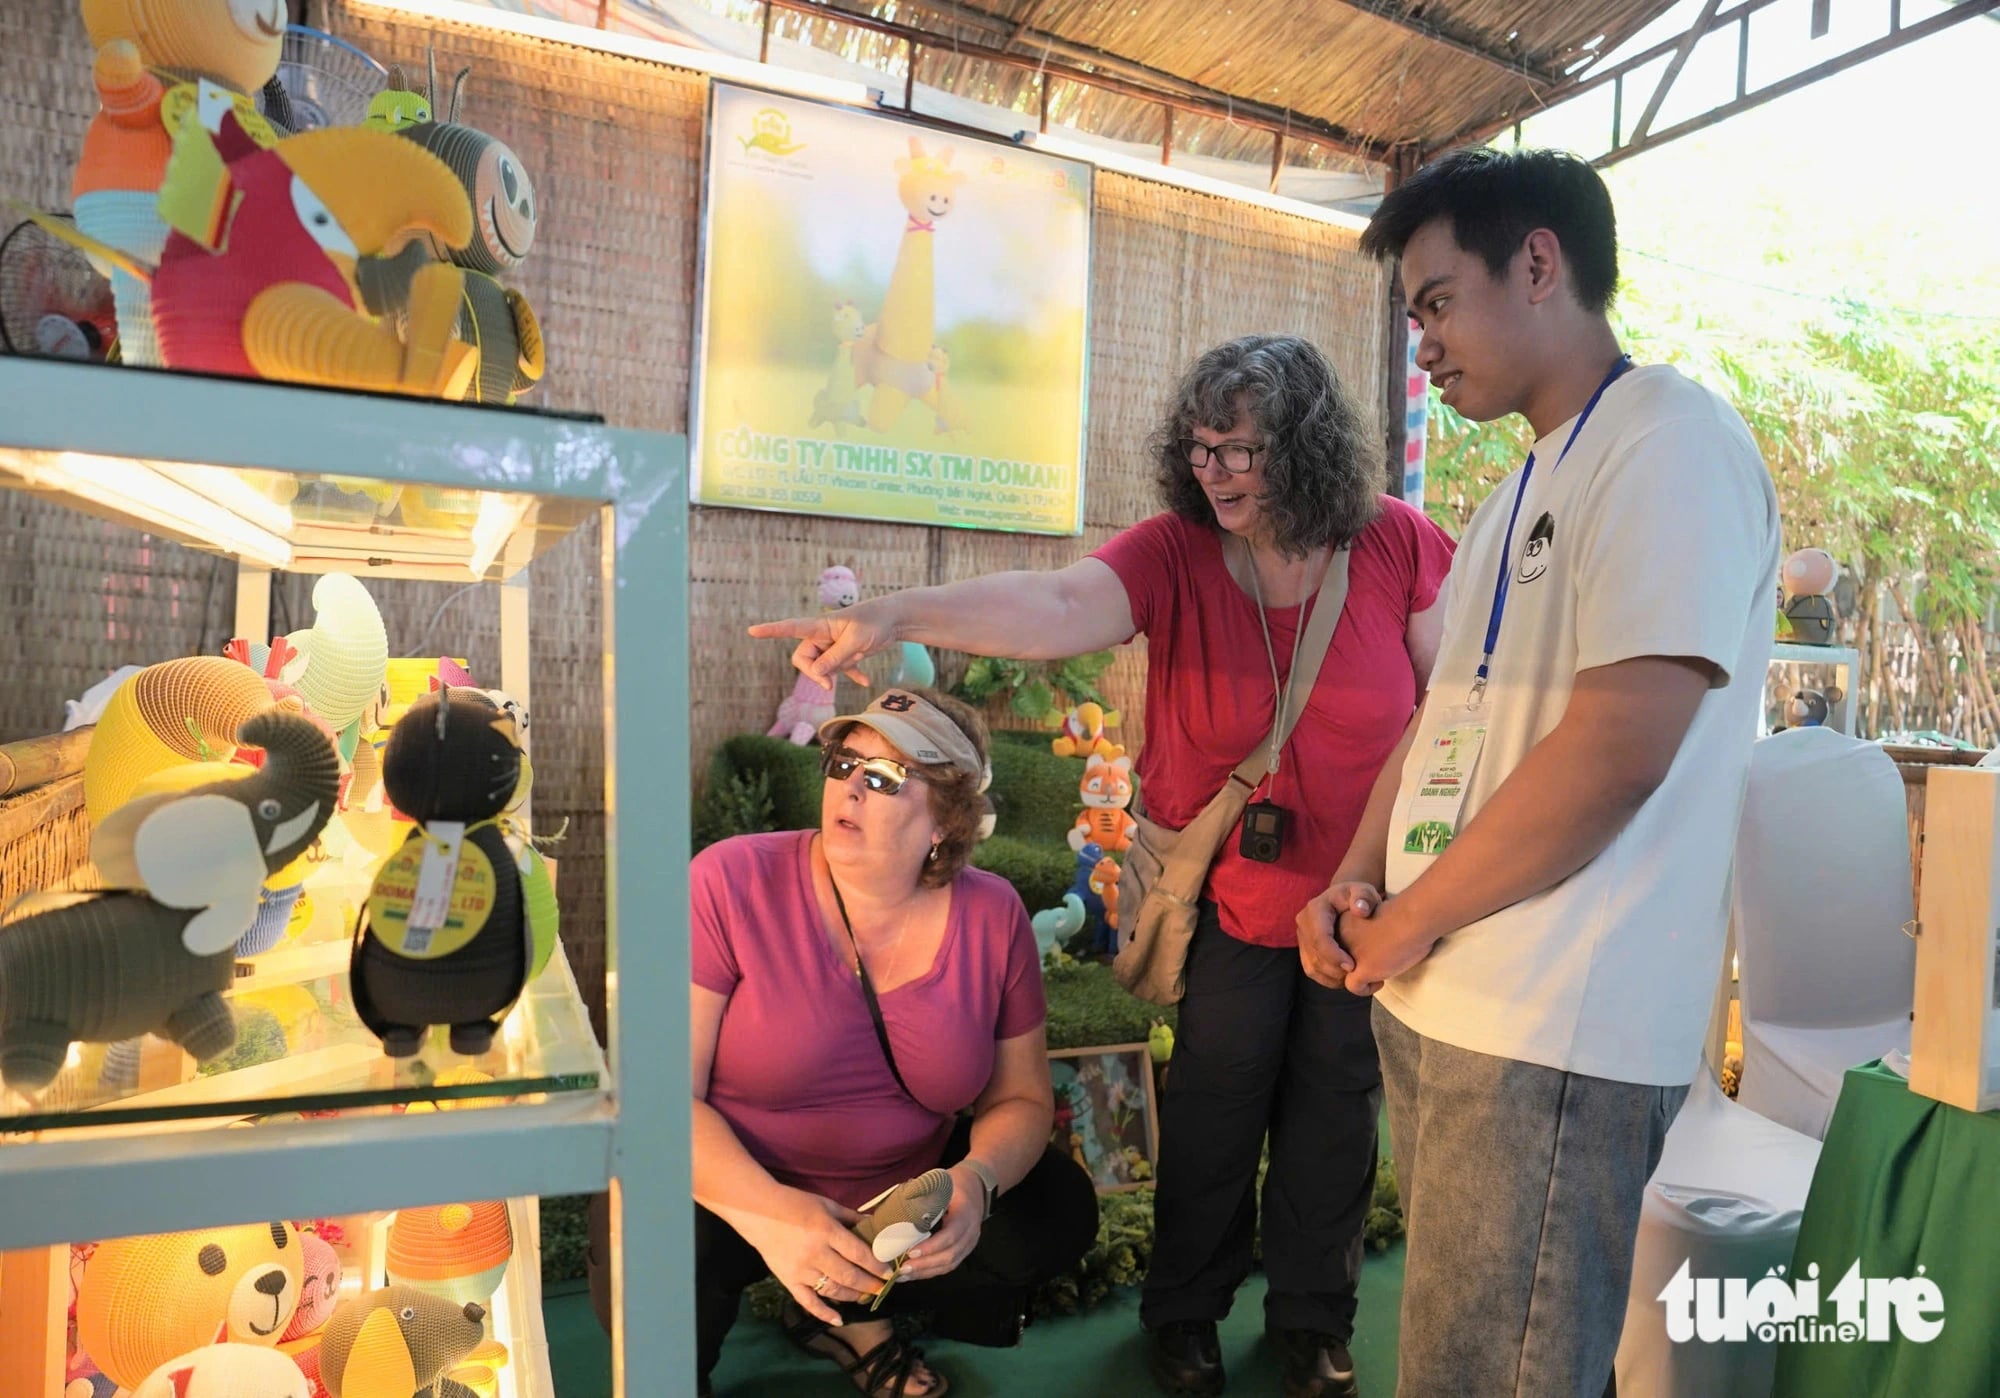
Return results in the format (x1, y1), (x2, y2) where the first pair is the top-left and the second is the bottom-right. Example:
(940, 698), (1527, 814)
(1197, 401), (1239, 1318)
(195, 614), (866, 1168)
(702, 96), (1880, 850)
(780, 1300), (951, 1397)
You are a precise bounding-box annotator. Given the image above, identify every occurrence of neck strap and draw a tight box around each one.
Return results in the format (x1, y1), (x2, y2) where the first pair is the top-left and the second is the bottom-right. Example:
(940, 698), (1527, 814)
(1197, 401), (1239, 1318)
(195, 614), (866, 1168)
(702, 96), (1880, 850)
(827, 866), (917, 1102)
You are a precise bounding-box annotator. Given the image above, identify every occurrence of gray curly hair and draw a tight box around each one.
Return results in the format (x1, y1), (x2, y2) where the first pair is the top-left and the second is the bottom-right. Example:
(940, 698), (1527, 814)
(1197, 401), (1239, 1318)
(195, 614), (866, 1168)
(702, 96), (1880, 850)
(1152, 335), (1382, 558)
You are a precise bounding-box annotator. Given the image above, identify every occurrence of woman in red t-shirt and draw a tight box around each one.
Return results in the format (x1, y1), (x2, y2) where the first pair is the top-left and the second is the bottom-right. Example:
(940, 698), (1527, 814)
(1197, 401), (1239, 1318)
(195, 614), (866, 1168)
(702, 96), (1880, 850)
(754, 335), (1454, 1398)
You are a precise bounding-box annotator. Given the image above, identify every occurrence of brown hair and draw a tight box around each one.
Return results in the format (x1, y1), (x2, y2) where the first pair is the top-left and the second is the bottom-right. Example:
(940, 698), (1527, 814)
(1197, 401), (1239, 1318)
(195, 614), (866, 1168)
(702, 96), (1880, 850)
(1152, 334), (1381, 559)
(825, 686), (990, 889)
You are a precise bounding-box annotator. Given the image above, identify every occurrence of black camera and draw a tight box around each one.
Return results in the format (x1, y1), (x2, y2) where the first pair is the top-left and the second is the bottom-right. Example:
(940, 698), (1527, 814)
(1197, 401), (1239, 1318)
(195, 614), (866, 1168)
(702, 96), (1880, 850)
(1239, 801), (1286, 863)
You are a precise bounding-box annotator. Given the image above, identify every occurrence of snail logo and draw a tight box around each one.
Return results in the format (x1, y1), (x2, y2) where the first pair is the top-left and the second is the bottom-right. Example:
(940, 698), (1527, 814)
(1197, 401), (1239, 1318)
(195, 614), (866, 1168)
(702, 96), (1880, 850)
(739, 108), (806, 158)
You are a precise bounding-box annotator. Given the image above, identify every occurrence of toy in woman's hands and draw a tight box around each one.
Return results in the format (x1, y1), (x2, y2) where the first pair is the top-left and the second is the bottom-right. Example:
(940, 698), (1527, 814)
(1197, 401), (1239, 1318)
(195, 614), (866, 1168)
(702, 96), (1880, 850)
(71, 0), (287, 365)
(352, 689), (532, 1058)
(1068, 754), (1137, 854)
(1052, 702), (1124, 761)
(0, 710), (338, 1089)
(767, 566), (859, 745)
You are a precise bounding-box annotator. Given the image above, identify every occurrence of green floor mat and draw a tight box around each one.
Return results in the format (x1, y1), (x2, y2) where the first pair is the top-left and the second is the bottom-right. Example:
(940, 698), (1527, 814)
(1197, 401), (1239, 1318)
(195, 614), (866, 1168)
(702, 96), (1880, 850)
(546, 1243), (1403, 1396)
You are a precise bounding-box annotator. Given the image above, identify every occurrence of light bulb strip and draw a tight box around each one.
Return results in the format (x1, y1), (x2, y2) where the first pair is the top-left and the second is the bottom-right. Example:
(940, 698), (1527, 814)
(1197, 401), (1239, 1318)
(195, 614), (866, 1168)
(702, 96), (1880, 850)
(43, 453), (294, 569)
(1023, 130), (1373, 232)
(468, 491), (534, 579)
(148, 460), (297, 537)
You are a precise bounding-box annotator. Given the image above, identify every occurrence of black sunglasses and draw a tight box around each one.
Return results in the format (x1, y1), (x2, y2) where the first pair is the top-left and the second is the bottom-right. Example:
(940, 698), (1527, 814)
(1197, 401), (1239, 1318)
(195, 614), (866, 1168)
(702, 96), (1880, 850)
(821, 747), (915, 795)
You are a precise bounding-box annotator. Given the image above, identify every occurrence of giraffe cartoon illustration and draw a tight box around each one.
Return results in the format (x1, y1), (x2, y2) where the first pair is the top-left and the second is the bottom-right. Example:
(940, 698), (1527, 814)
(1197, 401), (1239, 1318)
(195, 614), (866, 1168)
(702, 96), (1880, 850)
(853, 137), (966, 432)
(809, 300), (866, 431)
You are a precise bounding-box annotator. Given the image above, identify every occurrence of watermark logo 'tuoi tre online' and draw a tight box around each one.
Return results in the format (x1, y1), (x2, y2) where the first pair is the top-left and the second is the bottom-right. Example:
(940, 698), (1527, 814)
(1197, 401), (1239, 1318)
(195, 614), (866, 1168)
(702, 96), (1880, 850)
(1661, 1261), (1944, 1344)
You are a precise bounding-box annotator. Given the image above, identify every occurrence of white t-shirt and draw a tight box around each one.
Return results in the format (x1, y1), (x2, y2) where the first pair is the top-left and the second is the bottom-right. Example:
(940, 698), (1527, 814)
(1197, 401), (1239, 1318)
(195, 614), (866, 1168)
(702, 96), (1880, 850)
(1378, 363), (1781, 1086)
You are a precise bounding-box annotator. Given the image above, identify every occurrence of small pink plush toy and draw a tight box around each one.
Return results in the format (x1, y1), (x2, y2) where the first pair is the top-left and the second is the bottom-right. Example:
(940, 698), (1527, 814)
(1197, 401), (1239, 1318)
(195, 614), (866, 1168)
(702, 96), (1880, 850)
(767, 566), (859, 745)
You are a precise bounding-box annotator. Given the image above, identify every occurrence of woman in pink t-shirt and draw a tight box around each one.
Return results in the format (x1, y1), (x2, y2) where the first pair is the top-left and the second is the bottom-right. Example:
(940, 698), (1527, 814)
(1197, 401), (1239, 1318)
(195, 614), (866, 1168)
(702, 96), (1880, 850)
(692, 686), (1097, 1397)
(754, 336), (1455, 1398)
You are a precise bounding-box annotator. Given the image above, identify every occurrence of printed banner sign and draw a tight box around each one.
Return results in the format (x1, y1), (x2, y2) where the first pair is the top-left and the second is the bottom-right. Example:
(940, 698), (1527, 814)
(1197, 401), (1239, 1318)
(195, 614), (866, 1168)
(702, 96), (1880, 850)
(693, 85), (1092, 534)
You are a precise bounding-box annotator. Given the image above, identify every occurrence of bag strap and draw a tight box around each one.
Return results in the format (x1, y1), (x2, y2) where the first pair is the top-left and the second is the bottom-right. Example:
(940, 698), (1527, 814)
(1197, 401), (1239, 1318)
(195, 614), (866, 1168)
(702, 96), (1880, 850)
(1148, 547), (1351, 902)
(1228, 543), (1351, 791)
(828, 869), (918, 1101)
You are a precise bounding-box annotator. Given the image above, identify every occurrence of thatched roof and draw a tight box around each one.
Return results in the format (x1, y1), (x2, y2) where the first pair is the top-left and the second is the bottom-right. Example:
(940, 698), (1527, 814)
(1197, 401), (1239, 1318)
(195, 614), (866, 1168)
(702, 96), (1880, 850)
(807, 0), (1683, 164)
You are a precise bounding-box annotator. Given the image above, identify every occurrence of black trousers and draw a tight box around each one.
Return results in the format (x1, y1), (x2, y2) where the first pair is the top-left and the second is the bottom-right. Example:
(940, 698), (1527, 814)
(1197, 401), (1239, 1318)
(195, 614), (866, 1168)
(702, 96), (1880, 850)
(1140, 902), (1382, 1339)
(696, 1116), (1100, 1380)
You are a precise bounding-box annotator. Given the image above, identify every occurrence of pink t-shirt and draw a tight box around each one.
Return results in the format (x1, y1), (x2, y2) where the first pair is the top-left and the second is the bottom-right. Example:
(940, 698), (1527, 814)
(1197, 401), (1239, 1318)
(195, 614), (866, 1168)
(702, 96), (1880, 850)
(692, 830), (1047, 1208)
(1092, 499), (1455, 947)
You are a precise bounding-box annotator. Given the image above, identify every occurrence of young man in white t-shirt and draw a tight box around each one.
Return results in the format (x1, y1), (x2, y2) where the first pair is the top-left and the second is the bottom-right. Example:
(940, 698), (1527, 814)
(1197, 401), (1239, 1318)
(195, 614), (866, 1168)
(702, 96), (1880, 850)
(1297, 148), (1781, 1396)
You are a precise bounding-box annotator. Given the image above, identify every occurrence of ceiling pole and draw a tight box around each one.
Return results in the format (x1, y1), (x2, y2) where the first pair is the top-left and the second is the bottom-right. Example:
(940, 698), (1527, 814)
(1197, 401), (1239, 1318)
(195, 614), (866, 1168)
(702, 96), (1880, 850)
(1630, 0), (1724, 146)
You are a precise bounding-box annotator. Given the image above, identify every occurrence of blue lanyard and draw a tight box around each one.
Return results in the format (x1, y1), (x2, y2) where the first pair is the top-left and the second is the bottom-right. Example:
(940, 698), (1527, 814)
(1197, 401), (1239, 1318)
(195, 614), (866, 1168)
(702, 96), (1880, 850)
(1472, 354), (1631, 701)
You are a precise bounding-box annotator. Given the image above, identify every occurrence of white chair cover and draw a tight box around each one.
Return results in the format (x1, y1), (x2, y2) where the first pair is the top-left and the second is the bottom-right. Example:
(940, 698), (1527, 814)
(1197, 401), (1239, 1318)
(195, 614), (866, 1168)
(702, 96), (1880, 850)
(1614, 1069), (1823, 1398)
(1732, 727), (1914, 1140)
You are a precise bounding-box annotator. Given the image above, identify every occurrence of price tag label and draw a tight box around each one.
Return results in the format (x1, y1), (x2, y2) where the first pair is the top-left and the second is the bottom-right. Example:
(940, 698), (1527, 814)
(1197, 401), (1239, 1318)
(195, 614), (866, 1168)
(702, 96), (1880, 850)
(409, 821), (466, 934)
(367, 826), (496, 959)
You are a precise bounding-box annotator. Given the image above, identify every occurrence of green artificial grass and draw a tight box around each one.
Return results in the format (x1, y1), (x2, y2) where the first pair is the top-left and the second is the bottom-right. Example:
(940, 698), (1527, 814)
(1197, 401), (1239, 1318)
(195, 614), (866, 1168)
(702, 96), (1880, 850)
(544, 1241), (1407, 1397)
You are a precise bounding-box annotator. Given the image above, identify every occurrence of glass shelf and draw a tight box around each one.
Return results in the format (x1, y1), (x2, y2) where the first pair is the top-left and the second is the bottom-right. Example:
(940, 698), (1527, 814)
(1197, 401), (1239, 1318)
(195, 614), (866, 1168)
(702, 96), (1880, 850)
(0, 939), (605, 1136)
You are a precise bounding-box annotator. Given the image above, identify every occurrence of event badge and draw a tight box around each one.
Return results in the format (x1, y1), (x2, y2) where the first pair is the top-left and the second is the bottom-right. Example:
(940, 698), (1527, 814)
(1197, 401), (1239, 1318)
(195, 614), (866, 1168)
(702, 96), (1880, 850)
(1400, 707), (1488, 855)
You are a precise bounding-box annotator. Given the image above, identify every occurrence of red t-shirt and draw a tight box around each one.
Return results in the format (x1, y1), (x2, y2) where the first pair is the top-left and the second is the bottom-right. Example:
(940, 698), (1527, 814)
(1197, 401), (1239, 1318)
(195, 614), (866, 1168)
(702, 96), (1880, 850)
(1092, 499), (1455, 947)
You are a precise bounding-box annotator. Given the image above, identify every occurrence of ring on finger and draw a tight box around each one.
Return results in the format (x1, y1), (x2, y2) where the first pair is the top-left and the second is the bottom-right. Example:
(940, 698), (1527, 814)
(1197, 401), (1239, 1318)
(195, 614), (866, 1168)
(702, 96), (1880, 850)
(812, 1272), (831, 1296)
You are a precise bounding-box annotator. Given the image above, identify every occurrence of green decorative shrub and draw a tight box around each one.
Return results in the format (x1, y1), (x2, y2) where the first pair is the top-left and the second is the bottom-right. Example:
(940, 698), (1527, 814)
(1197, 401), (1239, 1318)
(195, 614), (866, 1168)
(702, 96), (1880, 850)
(970, 835), (1074, 920)
(539, 1194), (592, 1285)
(700, 737), (821, 842)
(1043, 958), (1174, 1051)
(953, 652), (1117, 725)
(693, 767), (776, 849)
(986, 736), (1098, 845)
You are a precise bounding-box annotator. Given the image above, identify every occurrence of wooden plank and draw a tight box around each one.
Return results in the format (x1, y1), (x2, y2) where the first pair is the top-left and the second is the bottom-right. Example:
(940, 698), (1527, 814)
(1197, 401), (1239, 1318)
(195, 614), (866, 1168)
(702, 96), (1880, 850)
(0, 1245), (66, 1398)
(0, 730), (93, 797)
(1910, 767), (2000, 1112)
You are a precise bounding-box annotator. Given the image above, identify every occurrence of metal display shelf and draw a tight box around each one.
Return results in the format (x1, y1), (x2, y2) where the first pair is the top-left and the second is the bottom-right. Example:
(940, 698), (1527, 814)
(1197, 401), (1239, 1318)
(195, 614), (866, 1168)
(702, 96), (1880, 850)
(0, 358), (692, 1396)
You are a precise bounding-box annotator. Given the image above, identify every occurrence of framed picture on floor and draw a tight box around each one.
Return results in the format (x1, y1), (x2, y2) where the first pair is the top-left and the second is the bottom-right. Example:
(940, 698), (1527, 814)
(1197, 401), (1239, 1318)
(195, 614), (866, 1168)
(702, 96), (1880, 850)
(1048, 1044), (1158, 1193)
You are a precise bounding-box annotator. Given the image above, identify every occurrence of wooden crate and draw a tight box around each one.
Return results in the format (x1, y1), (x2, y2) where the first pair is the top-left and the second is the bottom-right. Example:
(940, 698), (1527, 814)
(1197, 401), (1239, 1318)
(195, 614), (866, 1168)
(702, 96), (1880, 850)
(1909, 766), (2000, 1113)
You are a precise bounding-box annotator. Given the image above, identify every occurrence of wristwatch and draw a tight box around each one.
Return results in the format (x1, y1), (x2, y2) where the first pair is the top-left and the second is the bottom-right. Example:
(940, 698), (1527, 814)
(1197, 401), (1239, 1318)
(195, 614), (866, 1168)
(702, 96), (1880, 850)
(963, 1158), (999, 1220)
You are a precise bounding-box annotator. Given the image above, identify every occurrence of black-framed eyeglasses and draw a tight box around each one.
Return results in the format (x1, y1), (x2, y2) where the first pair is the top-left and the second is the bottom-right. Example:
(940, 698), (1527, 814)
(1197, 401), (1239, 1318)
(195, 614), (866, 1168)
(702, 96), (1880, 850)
(1178, 437), (1265, 475)
(822, 747), (915, 796)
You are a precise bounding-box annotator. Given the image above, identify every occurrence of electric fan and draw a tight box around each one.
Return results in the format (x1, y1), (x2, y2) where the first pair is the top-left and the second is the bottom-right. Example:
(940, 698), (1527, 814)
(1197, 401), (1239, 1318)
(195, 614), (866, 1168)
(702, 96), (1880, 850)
(0, 214), (117, 362)
(257, 25), (389, 133)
